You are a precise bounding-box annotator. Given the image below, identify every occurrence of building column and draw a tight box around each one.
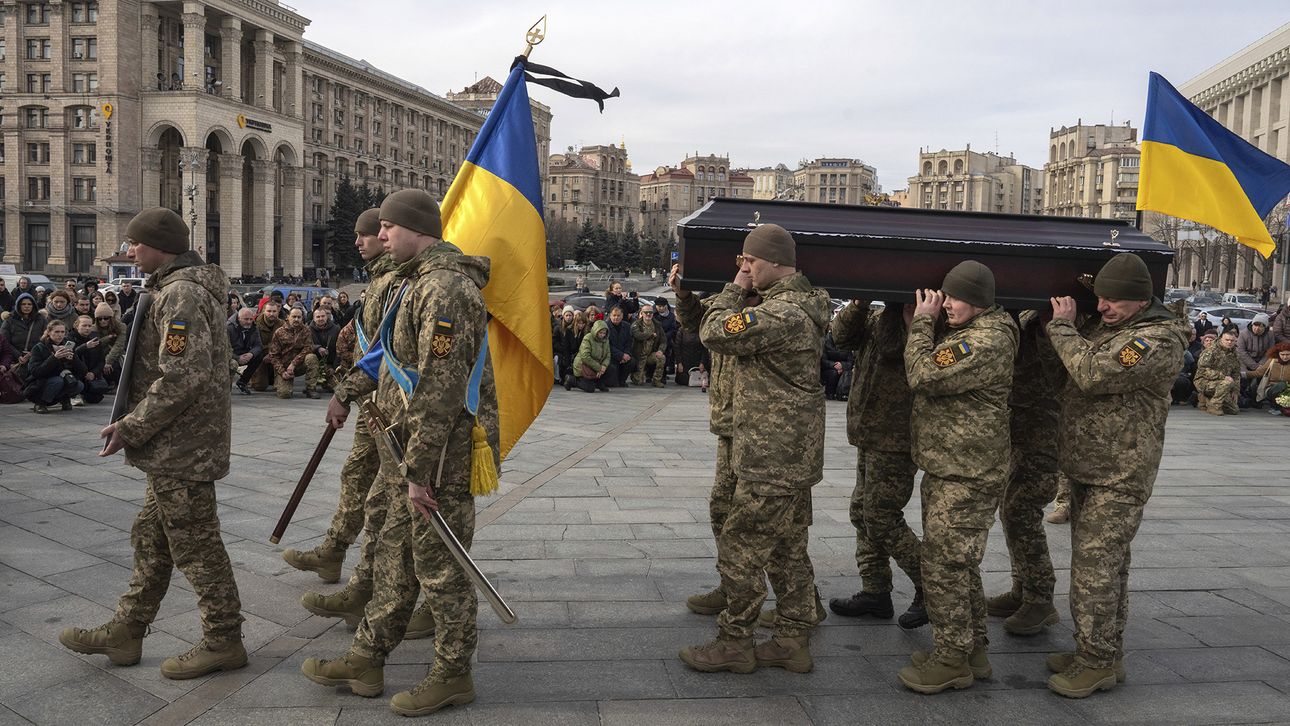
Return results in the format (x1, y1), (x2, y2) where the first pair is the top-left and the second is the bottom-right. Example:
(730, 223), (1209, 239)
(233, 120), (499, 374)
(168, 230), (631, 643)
(46, 129), (68, 270)
(219, 17), (241, 101)
(283, 41), (303, 119)
(281, 165), (304, 275)
(253, 30), (275, 112)
(181, 148), (209, 256)
(48, 2), (66, 93)
(140, 148), (165, 208)
(218, 153), (245, 277)
(181, 2), (206, 92)
(141, 4), (160, 90)
(1, 127), (20, 265)
(252, 159), (276, 275)
(1235, 249), (1249, 292)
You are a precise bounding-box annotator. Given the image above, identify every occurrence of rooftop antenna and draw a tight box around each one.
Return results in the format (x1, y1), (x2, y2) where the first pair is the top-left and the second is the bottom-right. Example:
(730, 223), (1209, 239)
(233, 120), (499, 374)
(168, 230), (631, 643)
(994, 131), (999, 155)
(1110, 108), (1114, 126)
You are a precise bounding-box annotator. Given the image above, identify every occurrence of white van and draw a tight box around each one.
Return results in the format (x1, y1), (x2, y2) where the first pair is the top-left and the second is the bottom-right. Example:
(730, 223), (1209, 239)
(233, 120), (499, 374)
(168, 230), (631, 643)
(1221, 292), (1262, 309)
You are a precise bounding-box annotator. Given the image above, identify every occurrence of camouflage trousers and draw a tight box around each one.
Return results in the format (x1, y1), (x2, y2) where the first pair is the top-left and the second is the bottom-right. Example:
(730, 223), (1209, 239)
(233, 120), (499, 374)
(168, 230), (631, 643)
(321, 415), (381, 553)
(920, 474), (1004, 661)
(1054, 476), (1070, 508)
(849, 449), (922, 593)
(114, 476), (244, 644)
(998, 461), (1059, 604)
(716, 480), (819, 639)
(352, 474), (477, 682)
(304, 353), (334, 389)
(274, 357), (320, 398)
(1199, 378), (1239, 414)
(708, 436), (738, 540)
(1069, 479), (1148, 669)
(630, 349), (666, 384)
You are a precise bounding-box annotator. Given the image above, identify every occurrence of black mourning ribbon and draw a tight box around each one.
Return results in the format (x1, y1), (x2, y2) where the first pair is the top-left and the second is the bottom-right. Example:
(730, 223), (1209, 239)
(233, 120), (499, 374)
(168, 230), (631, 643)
(512, 56), (620, 112)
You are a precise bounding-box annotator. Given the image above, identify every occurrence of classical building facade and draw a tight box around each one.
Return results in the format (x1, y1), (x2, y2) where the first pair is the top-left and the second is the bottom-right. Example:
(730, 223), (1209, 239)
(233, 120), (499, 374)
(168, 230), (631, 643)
(793, 158), (878, 205)
(638, 153), (752, 241)
(907, 146), (1042, 214)
(1173, 21), (1290, 292)
(445, 75), (551, 206)
(1041, 122), (1139, 221)
(0, 0), (547, 278)
(545, 142), (639, 233)
(744, 163), (793, 200)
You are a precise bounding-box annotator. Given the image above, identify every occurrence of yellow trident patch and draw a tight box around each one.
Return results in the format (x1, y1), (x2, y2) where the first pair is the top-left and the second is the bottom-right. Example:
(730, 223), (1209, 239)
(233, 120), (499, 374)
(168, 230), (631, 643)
(723, 311), (757, 334)
(1118, 337), (1151, 368)
(164, 321), (187, 356)
(430, 318), (454, 358)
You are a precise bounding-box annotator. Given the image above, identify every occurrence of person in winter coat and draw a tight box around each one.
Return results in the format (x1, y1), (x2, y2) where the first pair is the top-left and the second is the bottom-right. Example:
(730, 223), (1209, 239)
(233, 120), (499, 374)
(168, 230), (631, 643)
(605, 281), (638, 318)
(1253, 342), (1290, 411)
(1195, 329), (1242, 415)
(91, 303), (128, 384)
(69, 315), (110, 405)
(1272, 301), (1290, 344)
(228, 307), (264, 394)
(568, 319), (612, 392)
(605, 305), (636, 386)
(41, 290), (78, 327)
(249, 301), (284, 391)
(23, 319), (86, 412)
(306, 308), (340, 392)
(630, 307), (668, 386)
(1, 293), (46, 376)
(0, 279), (13, 313)
(268, 306), (317, 399)
(654, 298), (680, 381)
(1237, 314), (1274, 403)
(553, 306), (586, 381)
(821, 330), (855, 400)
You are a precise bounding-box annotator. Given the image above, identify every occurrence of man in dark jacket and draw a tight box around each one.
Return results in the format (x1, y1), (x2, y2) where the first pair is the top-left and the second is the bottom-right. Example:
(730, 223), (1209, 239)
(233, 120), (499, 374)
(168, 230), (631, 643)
(820, 331), (854, 400)
(605, 305), (636, 386)
(116, 280), (140, 317)
(228, 307), (263, 395)
(654, 298), (679, 382)
(0, 279), (12, 313)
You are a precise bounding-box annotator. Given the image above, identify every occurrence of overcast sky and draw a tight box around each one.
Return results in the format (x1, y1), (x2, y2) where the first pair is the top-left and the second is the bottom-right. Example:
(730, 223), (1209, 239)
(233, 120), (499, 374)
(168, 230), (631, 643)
(299, 1), (1286, 192)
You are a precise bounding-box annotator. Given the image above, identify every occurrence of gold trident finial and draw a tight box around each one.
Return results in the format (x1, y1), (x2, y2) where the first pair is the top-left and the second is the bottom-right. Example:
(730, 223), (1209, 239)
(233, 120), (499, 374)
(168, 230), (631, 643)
(522, 15), (547, 59)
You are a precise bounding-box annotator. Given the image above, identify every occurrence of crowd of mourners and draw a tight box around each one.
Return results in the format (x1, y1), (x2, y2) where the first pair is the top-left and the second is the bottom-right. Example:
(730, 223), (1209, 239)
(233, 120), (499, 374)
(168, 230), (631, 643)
(0, 275), (360, 411)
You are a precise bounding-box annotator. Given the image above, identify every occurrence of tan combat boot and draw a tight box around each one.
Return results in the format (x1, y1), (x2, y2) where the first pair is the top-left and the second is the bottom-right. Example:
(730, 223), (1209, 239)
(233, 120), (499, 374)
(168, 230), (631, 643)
(389, 673), (475, 716)
(301, 652), (384, 697)
(1004, 601), (1059, 636)
(283, 545), (344, 583)
(678, 637), (756, 673)
(985, 590), (1022, 618)
(405, 603), (435, 640)
(1046, 652), (1126, 683)
(685, 587), (726, 615)
(1044, 505), (1070, 524)
(58, 621), (143, 666)
(898, 650), (975, 694)
(1048, 663), (1118, 698)
(754, 635), (812, 673)
(758, 593), (827, 628)
(160, 639), (248, 680)
(911, 646), (992, 679)
(301, 585), (371, 626)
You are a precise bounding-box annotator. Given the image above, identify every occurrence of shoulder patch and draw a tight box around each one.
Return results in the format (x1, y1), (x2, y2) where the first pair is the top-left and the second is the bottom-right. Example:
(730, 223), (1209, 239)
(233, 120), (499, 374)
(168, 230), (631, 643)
(164, 320), (187, 356)
(430, 317), (455, 358)
(1118, 337), (1150, 368)
(933, 341), (971, 368)
(723, 311), (757, 334)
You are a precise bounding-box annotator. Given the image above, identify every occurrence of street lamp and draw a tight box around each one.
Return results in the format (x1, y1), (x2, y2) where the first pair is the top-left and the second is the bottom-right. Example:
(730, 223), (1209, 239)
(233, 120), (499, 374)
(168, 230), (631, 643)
(177, 148), (205, 236)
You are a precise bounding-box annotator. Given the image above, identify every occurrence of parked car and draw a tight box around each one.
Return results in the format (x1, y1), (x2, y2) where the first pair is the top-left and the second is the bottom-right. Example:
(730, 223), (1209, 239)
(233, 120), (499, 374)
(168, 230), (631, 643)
(1189, 305), (1260, 332)
(1164, 288), (1190, 303)
(99, 277), (146, 294)
(1221, 292), (1263, 309)
(1187, 291), (1224, 307)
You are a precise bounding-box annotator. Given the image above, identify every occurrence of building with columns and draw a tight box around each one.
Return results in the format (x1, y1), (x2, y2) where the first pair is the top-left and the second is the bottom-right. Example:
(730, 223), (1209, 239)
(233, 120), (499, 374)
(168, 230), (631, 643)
(1172, 21), (1290, 293)
(638, 153), (753, 242)
(907, 146), (1043, 214)
(793, 158), (878, 205)
(1041, 121), (1139, 221)
(0, 0), (545, 279)
(545, 142), (639, 233)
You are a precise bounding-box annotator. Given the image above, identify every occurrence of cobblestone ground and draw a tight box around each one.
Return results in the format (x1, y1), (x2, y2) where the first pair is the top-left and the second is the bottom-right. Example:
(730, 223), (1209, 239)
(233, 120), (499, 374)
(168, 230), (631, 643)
(2, 384), (1289, 725)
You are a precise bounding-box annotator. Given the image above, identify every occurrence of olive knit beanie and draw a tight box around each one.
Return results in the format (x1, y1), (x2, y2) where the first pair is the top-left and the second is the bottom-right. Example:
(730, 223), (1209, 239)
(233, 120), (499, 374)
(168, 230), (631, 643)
(941, 260), (996, 308)
(126, 208), (189, 254)
(742, 224), (796, 267)
(379, 190), (442, 238)
(354, 207), (382, 236)
(1093, 253), (1153, 301)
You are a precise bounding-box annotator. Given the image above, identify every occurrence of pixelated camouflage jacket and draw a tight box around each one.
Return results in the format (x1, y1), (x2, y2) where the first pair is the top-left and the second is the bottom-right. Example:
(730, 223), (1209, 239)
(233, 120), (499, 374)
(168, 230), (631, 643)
(267, 320), (312, 376)
(1010, 310), (1067, 467)
(700, 273), (830, 488)
(1047, 300), (1189, 494)
(831, 304), (913, 452)
(1193, 341), (1241, 392)
(677, 291), (736, 437)
(335, 253), (399, 406)
(377, 242), (499, 488)
(117, 251), (232, 481)
(630, 315), (667, 356)
(905, 305), (1018, 484)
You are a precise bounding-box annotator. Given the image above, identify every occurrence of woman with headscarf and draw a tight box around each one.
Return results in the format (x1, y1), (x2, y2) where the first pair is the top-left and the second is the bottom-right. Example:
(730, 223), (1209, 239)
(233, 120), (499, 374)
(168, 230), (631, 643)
(1, 293), (46, 377)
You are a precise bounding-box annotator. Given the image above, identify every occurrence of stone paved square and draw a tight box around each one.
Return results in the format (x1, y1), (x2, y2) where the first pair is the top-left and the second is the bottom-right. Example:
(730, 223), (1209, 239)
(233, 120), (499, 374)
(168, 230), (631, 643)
(2, 385), (1289, 724)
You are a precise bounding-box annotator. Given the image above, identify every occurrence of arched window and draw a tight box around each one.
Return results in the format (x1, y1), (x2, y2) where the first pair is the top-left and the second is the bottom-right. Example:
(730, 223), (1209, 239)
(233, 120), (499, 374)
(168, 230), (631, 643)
(1060, 144), (1067, 161)
(922, 161), (933, 176)
(937, 160), (948, 176)
(1068, 141), (1076, 159)
(1050, 145), (1057, 163)
(953, 159), (964, 174)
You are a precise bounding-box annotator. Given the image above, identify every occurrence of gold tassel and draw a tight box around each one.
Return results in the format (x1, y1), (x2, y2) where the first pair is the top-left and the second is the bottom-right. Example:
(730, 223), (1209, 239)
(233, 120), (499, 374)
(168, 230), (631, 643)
(470, 420), (499, 496)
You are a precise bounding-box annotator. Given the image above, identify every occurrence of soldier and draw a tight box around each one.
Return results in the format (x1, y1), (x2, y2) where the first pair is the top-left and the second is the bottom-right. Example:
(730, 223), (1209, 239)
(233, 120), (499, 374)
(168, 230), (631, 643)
(679, 224), (830, 674)
(898, 260), (1018, 694)
(60, 208), (246, 679)
(1044, 253), (1189, 698)
(1193, 329), (1241, 415)
(629, 305), (667, 387)
(828, 300), (928, 629)
(290, 208), (435, 639)
(301, 189), (499, 716)
(268, 307), (317, 399)
(985, 310), (1065, 635)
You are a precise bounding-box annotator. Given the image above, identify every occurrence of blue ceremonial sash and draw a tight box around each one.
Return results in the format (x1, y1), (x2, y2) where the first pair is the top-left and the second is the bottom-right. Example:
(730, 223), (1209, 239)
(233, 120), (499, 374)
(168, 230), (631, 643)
(466, 327), (489, 416)
(376, 282), (417, 397)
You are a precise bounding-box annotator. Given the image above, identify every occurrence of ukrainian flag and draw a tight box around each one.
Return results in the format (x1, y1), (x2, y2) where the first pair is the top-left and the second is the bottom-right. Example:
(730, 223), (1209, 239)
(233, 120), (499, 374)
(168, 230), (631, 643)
(1138, 72), (1290, 258)
(441, 59), (551, 460)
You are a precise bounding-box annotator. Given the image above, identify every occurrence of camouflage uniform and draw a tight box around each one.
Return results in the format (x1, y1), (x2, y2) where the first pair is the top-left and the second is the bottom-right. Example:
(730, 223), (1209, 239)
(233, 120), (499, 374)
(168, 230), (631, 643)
(325, 253), (399, 562)
(113, 251), (243, 645)
(1000, 312), (1066, 605)
(351, 242), (499, 684)
(268, 320), (317, 398)
(830, 304), (921, 595)
(1047, 302), (1188, 670)
(249, 313), (282, 391)
(629, 314), (667, 384)
(904, 305), (1018, 662)
(1193, 343), (1241, 414)
(699, 273), (830, 638)
(676, 292), (737, 540)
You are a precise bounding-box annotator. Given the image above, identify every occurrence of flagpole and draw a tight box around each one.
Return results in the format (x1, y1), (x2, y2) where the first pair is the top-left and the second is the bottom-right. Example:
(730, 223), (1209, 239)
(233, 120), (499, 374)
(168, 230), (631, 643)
(522, 15), (547, 59)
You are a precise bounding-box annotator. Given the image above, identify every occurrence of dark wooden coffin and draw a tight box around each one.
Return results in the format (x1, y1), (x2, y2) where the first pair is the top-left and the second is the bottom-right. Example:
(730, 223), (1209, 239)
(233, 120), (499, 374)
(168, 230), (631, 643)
(677, 198), (1174, 308)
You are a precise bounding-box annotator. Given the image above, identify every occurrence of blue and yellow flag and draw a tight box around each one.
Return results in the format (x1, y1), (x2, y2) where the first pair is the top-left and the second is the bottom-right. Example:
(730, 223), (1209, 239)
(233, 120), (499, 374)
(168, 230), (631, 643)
(1138, 72), (1290, 258)
(441, 60), (551, 460)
